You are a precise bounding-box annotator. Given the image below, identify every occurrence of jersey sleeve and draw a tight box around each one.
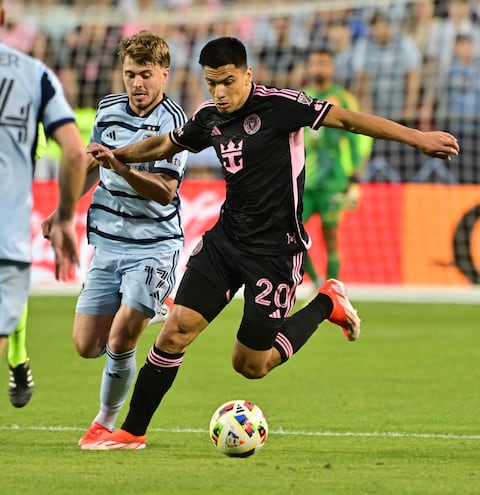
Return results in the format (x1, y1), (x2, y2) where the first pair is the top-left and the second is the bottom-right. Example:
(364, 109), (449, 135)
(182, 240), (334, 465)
(153, 103), (188, 180)
(170, 108), (213, 153)
(270, 90), (332, 133)
(40, 65), (75, 137)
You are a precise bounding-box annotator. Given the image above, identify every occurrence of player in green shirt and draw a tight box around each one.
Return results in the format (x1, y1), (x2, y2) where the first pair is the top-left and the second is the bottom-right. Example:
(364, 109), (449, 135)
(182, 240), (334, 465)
(303, 48), (372, 287)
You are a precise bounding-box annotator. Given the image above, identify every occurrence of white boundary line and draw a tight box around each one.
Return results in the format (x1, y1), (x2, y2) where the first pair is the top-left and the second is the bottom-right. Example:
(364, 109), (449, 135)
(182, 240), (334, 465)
(1, 425), (480, 440)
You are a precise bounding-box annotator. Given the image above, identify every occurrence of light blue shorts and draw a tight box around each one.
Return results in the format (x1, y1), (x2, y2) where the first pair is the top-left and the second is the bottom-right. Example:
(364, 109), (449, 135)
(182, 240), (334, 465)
(0, 263), (30, 336)
(76, 247), (180, 318)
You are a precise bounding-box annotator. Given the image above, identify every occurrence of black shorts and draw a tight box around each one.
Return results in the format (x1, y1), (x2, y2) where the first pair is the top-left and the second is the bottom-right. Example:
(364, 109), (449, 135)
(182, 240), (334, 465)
(175, 223), (305, 350)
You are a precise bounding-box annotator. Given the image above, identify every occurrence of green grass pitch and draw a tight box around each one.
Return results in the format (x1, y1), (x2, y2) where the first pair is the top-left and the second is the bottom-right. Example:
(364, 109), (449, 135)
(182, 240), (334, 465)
(1, 295), (479, 495)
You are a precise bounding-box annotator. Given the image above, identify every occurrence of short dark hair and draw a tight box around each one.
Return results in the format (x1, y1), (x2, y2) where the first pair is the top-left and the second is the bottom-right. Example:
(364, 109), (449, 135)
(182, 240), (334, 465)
(198, 37), (247, 69)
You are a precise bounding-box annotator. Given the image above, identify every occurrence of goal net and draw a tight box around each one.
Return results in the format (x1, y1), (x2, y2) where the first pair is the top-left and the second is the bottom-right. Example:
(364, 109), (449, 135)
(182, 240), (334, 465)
(6, 0), (479, 289)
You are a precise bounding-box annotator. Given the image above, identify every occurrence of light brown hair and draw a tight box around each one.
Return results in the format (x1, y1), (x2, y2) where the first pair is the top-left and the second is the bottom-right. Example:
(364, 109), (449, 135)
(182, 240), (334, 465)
(118, 30), (170, 68)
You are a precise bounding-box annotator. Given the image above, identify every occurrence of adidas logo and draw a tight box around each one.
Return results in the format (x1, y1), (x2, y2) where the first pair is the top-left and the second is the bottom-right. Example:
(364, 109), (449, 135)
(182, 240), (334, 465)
(268, 309), (282, 318)
(106, 371), (121, 379)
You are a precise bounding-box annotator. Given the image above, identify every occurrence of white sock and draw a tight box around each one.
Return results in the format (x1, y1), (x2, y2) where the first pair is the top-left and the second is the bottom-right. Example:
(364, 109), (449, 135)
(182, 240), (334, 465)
(94, 345), (137, 431)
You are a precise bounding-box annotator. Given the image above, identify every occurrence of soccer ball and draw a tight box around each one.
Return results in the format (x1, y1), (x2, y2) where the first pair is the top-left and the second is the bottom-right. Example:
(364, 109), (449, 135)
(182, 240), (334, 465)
(209, 399), (268, 457)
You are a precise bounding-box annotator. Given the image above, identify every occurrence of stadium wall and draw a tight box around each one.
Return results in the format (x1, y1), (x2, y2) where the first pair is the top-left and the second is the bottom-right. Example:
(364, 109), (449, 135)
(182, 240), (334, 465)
(30, 179), (480, 302)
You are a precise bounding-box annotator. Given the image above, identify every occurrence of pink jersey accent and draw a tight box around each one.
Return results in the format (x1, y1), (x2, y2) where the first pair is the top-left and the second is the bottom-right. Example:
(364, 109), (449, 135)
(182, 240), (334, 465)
(283, 251), (303, 317)
(254, 84), (299, 101)
(290, 129), (311, 251)
(192, 100), (216, 120)
(274, 332), (294, 360)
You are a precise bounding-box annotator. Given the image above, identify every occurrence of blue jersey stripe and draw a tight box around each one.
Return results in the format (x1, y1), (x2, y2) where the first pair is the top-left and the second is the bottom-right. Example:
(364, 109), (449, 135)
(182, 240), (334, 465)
(88, 91), (188, 254)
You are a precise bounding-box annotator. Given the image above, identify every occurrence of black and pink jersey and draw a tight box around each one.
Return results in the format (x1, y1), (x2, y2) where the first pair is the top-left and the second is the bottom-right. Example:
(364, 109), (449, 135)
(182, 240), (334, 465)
(170, 83), (332, 255)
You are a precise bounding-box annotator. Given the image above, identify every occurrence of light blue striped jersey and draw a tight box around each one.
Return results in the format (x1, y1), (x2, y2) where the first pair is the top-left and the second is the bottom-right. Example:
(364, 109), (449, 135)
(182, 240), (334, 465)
(88, 93), (188, 254)
(0, 42), (75, 264)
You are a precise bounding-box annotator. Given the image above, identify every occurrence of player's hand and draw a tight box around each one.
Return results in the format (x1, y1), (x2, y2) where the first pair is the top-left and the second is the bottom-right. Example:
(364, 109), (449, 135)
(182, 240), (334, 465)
(343, 182), (360, 211)
(41, 211), (56, 240)
(416, 131), (459, 160)
(86, 142), (130, 176)
(48, 217), (80, 281)
(86, 142), (108, 158)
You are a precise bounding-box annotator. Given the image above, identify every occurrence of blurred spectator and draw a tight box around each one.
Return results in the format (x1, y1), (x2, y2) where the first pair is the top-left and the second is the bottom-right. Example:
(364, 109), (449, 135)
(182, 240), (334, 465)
(254, 15), (306, 89)
(185, 21), (216, 113)
(0, 3), (48, 60)
(403, 0), (441, 123)
(422, 33), (480, 183)
(162, 24), (192, 108)
(355, 10), (421, 123)
(55, 22), (121, 107)
(472, 0), (480, 24)
(424, 0), (480, 75)
(324, 18), (362, 92)
(120, 0), (160, 38)
(403, 0), (440, 55)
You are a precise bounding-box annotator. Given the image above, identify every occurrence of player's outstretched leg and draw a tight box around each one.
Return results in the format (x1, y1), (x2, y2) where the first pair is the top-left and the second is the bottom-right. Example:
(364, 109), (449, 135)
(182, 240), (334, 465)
(318, 279), (361, 341)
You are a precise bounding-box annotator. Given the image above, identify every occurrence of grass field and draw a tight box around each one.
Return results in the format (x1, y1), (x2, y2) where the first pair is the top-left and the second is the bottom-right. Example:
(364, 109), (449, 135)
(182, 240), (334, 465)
(1, 295), (479, 495)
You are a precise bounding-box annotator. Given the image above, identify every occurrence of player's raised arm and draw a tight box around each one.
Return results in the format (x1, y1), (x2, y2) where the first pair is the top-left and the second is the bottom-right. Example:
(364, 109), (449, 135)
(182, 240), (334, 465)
(86, 142), (178, 205)
(323, 105), (459, 160)
(112, 133), (183, 163)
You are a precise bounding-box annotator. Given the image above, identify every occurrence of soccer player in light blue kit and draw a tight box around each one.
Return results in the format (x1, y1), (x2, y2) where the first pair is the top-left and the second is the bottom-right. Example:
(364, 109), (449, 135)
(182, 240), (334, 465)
(0, 0), (87, 407)
(53, 30), (188, 448)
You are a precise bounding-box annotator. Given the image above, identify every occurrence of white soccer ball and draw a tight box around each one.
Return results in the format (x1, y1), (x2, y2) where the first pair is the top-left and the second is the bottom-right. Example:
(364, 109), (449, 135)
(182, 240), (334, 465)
(209, 399), (268, 457)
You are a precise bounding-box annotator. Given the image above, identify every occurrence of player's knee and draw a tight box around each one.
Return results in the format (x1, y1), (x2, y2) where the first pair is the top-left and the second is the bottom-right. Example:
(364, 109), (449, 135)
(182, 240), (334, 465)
(74, 340), (104, 358)
(232, 358), (268, 380)
(156, 327), (188, 353)
(73, 335), (106, 358)
(157, 307), (205, 353)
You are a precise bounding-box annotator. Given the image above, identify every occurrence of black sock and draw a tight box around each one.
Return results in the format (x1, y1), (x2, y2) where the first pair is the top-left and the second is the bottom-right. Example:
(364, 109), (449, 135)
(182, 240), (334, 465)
(121, 346), (184, 436)
(273, 293), (333, 362)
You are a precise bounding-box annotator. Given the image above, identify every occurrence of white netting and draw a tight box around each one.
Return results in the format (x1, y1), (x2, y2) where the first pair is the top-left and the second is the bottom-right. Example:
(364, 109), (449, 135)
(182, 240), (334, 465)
(3, 0), (479, 286)
(4, 0), (477, 183)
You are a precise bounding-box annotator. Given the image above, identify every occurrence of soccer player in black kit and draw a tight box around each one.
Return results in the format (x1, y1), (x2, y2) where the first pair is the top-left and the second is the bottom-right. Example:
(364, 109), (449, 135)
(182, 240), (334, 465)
(87, 37), (459, 449)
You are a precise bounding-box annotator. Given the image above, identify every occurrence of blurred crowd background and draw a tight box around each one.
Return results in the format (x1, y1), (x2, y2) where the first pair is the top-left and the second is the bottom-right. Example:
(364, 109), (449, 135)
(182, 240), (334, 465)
(2, 0), (480, 182)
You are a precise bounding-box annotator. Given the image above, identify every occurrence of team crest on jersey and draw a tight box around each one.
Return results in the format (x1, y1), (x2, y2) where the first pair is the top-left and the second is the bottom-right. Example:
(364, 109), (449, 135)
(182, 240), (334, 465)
(297, 92), (313, 105)
(243, 114), (261, 135)
(220, 140), (243, 174)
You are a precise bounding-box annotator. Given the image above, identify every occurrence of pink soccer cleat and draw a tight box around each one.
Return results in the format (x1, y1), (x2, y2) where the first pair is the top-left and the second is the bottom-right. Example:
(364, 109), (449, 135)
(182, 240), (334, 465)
(87, 428), (147, 450)
(318, 279), (361, 341)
